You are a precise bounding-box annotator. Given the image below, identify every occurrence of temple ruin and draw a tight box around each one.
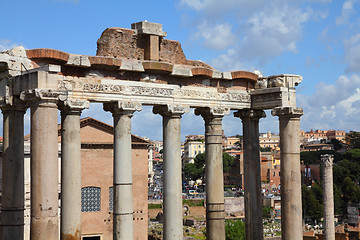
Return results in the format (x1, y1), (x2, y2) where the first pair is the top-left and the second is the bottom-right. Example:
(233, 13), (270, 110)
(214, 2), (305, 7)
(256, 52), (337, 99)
(0, 21), (303, 240)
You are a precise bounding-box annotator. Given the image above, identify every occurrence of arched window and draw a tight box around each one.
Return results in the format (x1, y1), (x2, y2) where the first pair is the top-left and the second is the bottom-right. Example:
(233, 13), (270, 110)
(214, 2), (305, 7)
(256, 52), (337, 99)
(81, 186), (101, 212)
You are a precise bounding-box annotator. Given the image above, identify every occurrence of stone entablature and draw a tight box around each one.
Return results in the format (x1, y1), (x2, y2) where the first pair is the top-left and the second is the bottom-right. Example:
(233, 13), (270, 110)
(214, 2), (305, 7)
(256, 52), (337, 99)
(0, 22), (301, 112)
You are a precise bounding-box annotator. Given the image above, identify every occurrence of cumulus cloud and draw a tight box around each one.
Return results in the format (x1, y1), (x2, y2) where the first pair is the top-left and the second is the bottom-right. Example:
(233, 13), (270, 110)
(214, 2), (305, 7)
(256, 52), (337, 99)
(238, 4), (311, 59)
(298, 74), (360, 131)
(181, 0), (319, 69)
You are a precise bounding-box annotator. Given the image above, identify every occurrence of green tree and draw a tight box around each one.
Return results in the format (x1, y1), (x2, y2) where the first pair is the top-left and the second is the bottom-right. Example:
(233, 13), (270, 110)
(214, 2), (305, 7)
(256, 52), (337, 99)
(343, 149), (360, 164)
(345, 131), (360, 149)
(225, 219), (245, 240)
(183, 163), (203, 181)
(234, 134), (243, 148)
(301, 150), (342, 165)
(183, 152), (235, 181)
(333, 159), (360, 185)
(302, 184), (323, 222)
(341, 177), (360, 204)
(333, 184), (343, 215)
(260, 146), (272, 152)
(263, 206), (273, 218)
(330, 138), (344, 151)
(223, 152), (235, 172)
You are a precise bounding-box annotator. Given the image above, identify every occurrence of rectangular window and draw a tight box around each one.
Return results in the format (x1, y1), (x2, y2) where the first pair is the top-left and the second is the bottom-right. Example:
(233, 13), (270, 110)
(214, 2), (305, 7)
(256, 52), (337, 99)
(81, 186), (101, 212)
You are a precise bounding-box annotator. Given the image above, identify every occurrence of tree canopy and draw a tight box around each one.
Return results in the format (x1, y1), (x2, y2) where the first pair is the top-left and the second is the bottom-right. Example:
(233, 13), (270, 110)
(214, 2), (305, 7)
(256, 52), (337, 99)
(346, 131), (360, 149)
(183, 152), (235, 181)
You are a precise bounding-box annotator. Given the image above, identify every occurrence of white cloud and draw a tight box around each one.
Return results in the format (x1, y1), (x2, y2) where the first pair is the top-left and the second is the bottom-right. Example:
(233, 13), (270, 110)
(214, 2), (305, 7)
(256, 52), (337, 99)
(0, 39), (19, 51)
(336, 0), (356, 26)
(238, 4), (311, 60)
(183, 1), (316, 68)
(298, 74), (360, 131)
(210, 49), (253, 71)
(195, 21), (236, 51)
(344, 33), (360, 72)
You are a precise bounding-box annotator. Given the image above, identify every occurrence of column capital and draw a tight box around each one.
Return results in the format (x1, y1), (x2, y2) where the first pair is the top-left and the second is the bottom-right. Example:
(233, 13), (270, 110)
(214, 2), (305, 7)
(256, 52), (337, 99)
(321, 154), (334, 167)
(0, 97), (27, 113)
(58, 99), (89, 115)
(194, 107), (230, 119)
(234, 109), (266, 120)
(103, 101), (142, 116)
(153, 104), (189, 117)
(271, 107), (303, 118)
(20, 89), (65, 108)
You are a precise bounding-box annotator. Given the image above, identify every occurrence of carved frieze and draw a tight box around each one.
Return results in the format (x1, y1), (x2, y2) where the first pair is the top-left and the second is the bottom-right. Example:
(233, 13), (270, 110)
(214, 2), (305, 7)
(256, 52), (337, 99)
(20, 89), (67, 102)
(75, 82), (125, 93)
(63, 78), (251, 106)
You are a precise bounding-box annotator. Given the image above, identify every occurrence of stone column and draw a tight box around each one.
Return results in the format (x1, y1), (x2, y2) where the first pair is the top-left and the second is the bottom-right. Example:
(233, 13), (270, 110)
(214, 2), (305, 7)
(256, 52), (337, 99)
(0, 100), (27, 240)
(321, 154), (335, 240)
(104, 101), (142, 240)
(234, 109), (265, 240)
(59, 100), (89, 240)
(272, 107), (303, 240)
(195, 107), (229, 240)
(153, 105), (189, 240)
(21, 89), (61, 240)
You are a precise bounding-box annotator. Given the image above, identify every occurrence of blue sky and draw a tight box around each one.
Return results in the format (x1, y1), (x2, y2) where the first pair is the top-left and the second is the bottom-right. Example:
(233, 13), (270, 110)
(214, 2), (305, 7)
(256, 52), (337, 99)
(1, 0), (360, 141)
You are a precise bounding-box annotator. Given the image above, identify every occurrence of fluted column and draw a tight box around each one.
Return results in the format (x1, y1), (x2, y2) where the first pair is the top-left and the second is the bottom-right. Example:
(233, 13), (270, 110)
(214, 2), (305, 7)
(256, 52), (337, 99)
(321, 154), (335, 240)
(59, 100), (89, 240)
(234, 109), (265, 240)
(153, 105), (189, 240)
(104, 101), (142, 240)
(0, 99), (27, 240)
(195, 107), (229, 240)
(272, 107), (303, 240)
(21, 89), (61, 240)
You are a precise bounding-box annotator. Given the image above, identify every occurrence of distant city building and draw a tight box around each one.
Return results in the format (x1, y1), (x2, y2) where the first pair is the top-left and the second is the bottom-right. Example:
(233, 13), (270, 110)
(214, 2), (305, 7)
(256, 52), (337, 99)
(225, 136), (241, 149)
(183, 136), (205, 165)
(259, 131), (280, 151)
(300, 129), (346, 143)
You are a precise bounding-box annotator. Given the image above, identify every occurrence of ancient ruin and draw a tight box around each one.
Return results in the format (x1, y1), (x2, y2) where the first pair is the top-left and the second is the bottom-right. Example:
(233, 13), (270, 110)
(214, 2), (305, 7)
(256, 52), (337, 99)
(321, 154), (335, 240)
(0, 21), (303, 240)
